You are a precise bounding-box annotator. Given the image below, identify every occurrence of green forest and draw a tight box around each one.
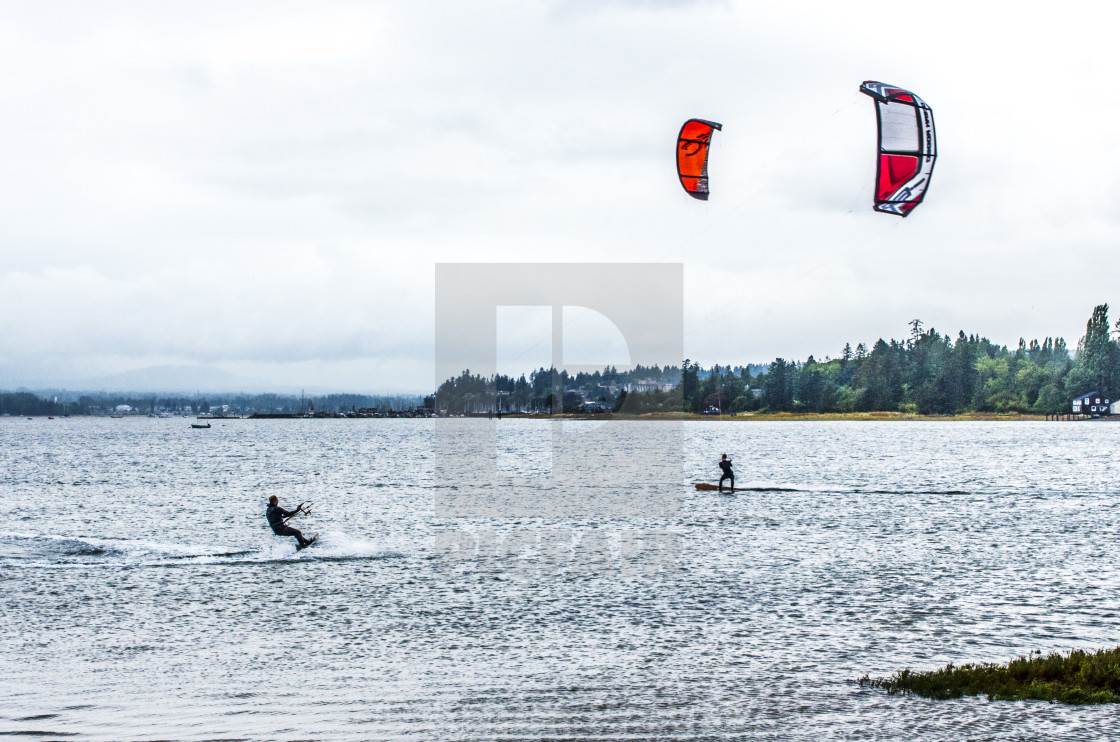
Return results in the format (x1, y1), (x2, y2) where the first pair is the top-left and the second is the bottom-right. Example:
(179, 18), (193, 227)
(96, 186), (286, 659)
(431, 304), (1120, 416)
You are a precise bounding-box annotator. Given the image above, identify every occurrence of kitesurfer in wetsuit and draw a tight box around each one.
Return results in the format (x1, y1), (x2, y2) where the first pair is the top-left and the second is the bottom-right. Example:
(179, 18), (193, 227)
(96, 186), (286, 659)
(718, 454), (734, 493)
(266, 495), (311, 548)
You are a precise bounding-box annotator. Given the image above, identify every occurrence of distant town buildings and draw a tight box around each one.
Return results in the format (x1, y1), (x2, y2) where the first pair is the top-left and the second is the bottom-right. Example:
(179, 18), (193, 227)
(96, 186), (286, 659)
(624, 378), (673, 393)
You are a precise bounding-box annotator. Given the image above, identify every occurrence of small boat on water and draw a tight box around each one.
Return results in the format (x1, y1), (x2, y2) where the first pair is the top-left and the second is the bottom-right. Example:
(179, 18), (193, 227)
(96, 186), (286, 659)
(191, 423), (211, 429)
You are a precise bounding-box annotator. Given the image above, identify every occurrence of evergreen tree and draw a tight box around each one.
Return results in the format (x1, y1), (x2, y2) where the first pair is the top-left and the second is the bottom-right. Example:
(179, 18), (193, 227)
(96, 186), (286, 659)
(680, 360), (700, 413)
(1068, 304), (1117, 398)
(762, 358), (794, 411)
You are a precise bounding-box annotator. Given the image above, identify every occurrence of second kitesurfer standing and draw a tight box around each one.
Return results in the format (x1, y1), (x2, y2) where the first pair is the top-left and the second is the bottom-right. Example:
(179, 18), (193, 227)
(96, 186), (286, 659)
(718, 454), (734, 493)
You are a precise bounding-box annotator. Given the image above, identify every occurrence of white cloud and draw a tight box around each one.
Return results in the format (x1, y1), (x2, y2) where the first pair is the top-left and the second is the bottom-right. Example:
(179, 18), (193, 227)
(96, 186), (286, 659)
(1, 0), (1117, 392)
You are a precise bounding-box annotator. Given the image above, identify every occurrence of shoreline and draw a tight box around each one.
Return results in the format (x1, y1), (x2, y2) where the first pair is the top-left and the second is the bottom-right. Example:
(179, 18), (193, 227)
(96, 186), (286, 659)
(13, 411), (1103, 422)
(499, 411), (1071, 421)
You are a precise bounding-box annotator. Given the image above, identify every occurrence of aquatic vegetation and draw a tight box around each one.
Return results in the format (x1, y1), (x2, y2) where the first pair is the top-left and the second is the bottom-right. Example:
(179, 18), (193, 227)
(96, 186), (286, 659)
(860, 648), (1120, 704)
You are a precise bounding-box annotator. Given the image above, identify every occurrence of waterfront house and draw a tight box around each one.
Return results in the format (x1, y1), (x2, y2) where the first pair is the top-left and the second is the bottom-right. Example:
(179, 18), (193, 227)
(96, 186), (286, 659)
(1072, 391), (1111, 416)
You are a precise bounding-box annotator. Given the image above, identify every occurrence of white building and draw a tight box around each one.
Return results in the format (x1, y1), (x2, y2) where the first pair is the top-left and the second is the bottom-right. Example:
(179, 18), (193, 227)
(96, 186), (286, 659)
(627, 378), (659, 393)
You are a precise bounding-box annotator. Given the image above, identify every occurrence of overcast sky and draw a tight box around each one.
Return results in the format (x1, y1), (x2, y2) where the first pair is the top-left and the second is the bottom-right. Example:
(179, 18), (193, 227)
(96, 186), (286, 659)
(2, 1), (1117, 393)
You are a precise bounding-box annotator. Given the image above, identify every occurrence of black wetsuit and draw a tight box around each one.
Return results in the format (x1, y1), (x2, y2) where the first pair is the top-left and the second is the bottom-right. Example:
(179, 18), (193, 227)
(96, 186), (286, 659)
(266, 503), (310, 547)
(718, 459), (734, 490)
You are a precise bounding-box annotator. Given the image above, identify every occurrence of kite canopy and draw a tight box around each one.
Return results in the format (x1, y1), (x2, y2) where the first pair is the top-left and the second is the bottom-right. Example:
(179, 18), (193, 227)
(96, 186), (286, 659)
(859, 81), (936, 216)
(677, 119), (722, 200)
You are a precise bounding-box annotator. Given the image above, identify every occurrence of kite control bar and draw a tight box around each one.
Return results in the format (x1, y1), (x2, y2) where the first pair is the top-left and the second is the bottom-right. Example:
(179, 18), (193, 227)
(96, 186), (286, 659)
(282, 501), (314, 525)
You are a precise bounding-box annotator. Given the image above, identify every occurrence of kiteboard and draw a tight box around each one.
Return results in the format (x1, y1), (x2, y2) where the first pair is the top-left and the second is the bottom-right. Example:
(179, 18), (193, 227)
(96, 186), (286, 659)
(296, 534), (319, 551)
(695, 483), (746, 492)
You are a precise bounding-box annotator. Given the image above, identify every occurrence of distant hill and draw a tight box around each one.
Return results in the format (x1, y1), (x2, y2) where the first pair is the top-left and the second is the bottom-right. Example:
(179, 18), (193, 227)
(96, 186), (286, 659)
(72, 364), (274, 394)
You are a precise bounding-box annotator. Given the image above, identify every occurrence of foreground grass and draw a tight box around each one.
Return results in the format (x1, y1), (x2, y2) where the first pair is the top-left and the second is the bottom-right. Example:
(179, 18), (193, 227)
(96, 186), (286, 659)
(860, 648), (1120, 704)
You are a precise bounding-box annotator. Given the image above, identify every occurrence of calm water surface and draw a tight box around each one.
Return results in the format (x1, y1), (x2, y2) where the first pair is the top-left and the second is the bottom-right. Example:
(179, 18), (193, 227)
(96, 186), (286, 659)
(3, 418), (1120, 740)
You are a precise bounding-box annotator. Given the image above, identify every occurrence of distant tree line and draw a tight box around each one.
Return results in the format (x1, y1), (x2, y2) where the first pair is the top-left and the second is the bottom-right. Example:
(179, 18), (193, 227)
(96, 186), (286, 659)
(432, 365), (681, 414)
(0, 392), (72, 416)
(742, 304), (1120, 415)
(0, 391), (423, 416)
(739, 330), (1071, 415)
(685, 305), (1116, 415)
(431, 304), (1120, 416)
